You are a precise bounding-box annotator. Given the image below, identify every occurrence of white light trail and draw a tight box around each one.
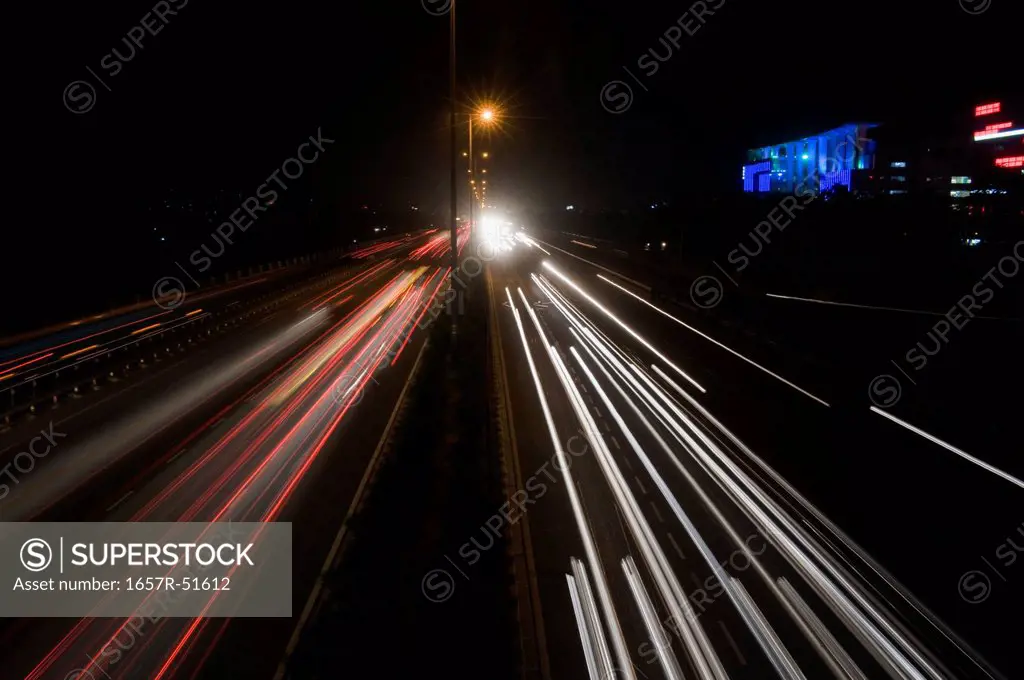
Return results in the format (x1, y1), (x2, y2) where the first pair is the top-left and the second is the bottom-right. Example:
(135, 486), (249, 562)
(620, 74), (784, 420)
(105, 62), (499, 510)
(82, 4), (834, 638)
(506, 288), (637, 680)
(568, 559), (616, 680)
(567, 346), (741, 680)
(541, 262), (705, 393)
(552, 347), (727, 680)
(729, 578), (806, 680)
(777, 578), (869, 680)
(571, 330), (863, 677)
(518, 283), (721, 677)
(763, 293), (1008, 320)
(515, 232), (550, 254)
(526, 256), (971, 678)
(870, 407), (1023, 489)
(973, 128), (1024, 141)
(537, 262), (968, 679)
(566, 574), (602, 680)
(664, 378), (998, 678)
(598, 274), (829, 407)
(533, 237), (651, 291)
(645, 366), (943, 679)
(621, 556), (687, 680)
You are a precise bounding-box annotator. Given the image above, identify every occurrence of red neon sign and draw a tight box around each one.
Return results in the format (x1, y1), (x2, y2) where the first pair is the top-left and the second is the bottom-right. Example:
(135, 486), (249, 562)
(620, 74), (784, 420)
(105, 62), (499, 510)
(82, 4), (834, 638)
(975, 102), (1001, 116)
(984, 121), (1013, 132)
(994, 156), (1024, 168)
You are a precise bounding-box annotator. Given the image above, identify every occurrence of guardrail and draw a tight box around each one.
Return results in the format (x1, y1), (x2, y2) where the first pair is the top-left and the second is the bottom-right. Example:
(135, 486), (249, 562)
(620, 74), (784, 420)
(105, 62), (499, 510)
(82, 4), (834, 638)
(0, 250), (356, 432)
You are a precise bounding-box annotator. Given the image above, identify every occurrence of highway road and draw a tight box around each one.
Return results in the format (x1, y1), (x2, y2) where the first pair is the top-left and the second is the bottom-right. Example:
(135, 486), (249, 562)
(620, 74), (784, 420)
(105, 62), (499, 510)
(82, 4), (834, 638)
(487, 230), (1016, 680)
(0, 228), (464, 680)
(534, 232), (1024, 474)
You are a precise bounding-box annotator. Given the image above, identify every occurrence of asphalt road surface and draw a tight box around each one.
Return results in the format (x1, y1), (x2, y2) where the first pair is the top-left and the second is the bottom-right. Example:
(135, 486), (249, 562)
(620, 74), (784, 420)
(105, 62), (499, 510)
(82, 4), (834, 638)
(0, 228), (464, 680)
(487, 230), (1016, 680)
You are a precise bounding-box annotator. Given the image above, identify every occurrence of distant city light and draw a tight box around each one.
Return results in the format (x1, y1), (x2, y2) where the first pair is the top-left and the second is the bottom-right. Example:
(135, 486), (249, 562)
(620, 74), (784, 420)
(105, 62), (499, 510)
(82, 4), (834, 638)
(974, 128), (1024, 141)
(951, 176), (972, 185)
(742, 160), (771, 192)
(801, 154), (809, 160)
(974, 102), (1001, 117)
(566, 205), (574, 210)
(982, 121), (1013, 132)
(820, 170), (852, 192)
(891, 161), (907, 168)
(994, 155), (1024, 168)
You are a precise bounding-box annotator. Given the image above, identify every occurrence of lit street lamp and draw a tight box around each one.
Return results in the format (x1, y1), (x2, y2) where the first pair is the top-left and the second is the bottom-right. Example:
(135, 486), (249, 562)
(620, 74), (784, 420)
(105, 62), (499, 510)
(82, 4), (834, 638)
(467, 106), (498, 239)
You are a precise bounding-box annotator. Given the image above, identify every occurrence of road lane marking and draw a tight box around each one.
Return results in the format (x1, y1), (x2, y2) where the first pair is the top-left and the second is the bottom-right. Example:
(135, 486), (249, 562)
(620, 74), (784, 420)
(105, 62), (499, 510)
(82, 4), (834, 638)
(166, 448), (188, 465)
(610, 435), (621, 450)
(514, 285), (645, 679)
(634, 475), (648, 495)
(444, 554), (470, 581)
(273, 335), (432, 680)
(649, 502), (665, 523)
(689, 571), (703, 591)
(489, 277), (552, 680)
(106, 490), (134, 513)
(666, 532), (686, 560)
(718, 621), (747, 666)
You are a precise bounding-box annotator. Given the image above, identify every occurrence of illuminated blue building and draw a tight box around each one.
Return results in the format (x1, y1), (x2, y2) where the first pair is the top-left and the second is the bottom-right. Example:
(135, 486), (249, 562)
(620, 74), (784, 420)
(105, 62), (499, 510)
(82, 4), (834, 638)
(743, 123), (879, 195)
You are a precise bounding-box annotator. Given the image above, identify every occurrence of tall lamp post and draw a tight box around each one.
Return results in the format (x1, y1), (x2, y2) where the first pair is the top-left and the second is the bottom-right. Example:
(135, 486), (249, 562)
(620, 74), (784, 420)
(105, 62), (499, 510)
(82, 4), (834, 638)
(449, 0), (458, 285)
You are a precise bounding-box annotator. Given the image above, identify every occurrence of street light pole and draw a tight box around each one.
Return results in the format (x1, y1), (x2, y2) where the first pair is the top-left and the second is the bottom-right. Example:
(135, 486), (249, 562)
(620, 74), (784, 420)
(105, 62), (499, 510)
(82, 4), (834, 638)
(468, 115), (474, 240)
(449, 0), (458, 286)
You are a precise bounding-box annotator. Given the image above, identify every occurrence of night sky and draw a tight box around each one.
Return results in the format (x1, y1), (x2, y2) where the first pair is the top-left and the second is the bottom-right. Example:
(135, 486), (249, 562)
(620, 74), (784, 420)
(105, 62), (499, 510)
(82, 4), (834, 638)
(13, 0), (1020, 312)
(47, 0), (1018, 207)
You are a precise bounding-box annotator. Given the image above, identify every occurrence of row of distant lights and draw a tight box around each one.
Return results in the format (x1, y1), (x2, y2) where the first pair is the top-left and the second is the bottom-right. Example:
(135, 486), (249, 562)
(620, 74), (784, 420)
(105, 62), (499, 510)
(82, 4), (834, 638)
(973, 101), (1024, 141)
